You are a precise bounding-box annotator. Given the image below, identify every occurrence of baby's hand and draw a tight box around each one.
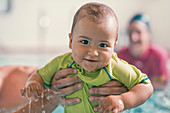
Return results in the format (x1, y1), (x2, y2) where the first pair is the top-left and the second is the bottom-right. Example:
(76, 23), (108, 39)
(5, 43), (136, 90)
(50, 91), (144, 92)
(20, 81), (44, 100)
(98, 95), (124, 113)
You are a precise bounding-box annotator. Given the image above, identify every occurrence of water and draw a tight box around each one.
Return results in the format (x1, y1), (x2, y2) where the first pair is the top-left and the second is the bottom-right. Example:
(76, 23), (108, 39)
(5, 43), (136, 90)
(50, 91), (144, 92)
(28, 99), (31, 113)
(0, 53), (170, 113)
(41, 93), (44, 108)
(124, 82), (170, 113)
(52, 105), (64, 113)
(0, 53), (54, 66)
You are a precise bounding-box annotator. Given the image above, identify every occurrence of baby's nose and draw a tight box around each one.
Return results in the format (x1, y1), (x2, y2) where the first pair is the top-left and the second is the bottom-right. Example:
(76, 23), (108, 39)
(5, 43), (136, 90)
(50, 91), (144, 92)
(87, 48), (98, 56)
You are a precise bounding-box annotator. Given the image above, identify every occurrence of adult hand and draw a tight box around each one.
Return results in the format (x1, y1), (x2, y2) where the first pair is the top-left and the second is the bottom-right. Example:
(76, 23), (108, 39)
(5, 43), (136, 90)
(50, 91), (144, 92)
(51, 68), (82, 106)
(89, 80), (128, 112)
(51, 68), (128, 111)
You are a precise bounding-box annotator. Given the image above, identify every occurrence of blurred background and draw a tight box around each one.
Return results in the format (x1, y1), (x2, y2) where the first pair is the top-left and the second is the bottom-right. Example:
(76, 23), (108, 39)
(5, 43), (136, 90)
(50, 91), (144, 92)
(1, 0), (170, 112)
(0, 0), (170, 66)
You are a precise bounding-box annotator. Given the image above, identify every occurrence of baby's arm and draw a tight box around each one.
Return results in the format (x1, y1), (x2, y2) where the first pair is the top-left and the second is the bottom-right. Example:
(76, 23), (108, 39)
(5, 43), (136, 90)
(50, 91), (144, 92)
(20, 72), (45, 99)
(98, 83), (153, 113)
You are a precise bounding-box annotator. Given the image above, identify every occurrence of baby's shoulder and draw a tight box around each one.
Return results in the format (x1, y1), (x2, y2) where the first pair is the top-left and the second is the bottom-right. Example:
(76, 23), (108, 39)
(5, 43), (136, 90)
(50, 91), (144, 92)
(110, 56), (137, 76)
(51, 52), (72, 62)
(45, 52), (73, 67)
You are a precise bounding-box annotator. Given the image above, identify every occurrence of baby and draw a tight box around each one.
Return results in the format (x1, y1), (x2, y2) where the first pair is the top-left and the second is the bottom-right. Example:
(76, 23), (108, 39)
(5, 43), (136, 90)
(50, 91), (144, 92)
(22, 2), (153, 113)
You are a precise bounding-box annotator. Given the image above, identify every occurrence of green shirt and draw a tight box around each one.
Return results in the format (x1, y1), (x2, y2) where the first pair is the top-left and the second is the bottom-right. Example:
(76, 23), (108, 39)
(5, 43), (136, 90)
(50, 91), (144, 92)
(37, 52), (150, 113)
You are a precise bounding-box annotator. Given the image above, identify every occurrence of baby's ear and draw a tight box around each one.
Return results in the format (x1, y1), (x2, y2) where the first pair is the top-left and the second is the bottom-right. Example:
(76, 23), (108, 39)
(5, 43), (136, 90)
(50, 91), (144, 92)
(114, 35), (118, 47)
(69, 33), (72, 49)
(114, 41), (117, 47)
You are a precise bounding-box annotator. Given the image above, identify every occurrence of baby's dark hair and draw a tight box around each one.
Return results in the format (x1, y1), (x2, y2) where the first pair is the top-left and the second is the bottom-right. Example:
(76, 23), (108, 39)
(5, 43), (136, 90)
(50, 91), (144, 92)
(71, 2), (118, 34)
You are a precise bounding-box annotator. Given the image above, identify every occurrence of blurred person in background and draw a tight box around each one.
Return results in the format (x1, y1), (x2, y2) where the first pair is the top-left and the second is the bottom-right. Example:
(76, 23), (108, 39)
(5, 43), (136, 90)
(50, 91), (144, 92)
(117, 13), (169, 89)
(0, 65), (36, 112)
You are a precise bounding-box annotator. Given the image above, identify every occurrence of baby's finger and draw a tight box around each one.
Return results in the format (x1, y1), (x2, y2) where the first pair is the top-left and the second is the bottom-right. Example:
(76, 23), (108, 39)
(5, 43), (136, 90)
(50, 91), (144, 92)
(20, 88), (25, 97)
(36, 84), (44, 96)
(26, 86), (31, 98)
(30, 85), (39, 99)
(99, 103), (109, 113)
(102, 106), (113, 113)
(99, 98), (111, 113)
(112, 108), (118, 113)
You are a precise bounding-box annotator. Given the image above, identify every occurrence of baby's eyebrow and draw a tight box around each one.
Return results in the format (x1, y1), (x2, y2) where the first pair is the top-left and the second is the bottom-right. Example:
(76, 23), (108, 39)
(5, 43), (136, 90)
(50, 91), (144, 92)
(99, 40), (109, 43)
(79, 36), (109, 43)
(79, 36), (91, 40)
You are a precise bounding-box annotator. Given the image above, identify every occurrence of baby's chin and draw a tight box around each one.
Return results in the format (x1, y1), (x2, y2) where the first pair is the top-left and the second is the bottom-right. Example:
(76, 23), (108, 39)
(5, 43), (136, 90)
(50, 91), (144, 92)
(80, 64), (108, 72)
(83, 67), (101, 72)
(85, 69), (95, 72)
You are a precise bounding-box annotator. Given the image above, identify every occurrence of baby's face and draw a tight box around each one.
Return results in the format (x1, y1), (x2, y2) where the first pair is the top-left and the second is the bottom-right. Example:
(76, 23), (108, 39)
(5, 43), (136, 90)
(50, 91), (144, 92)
(69, 17), (117, 72)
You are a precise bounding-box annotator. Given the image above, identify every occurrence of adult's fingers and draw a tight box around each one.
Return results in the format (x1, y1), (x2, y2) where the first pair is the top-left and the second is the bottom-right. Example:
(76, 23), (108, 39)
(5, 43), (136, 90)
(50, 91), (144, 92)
(44, 89), (55, 99)
(52, 68), (78, 80)
(56, 83), (82, 96)
(93, 106), (99, 112)
(60, 97), (81, 106)
(89, 86), (128, 95)
(100, 80), (124, 87)
(52, 76), (82, 89)
(89, 96), (105, 103)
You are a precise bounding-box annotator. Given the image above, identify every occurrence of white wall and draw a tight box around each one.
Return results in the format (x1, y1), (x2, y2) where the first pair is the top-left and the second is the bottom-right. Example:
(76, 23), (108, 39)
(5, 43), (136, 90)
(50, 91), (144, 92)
(0, 0), (170, 54)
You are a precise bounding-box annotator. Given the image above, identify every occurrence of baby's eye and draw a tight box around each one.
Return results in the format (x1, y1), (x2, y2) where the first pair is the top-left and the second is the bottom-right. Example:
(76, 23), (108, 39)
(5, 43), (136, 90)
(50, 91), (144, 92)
(99, 43), (108, 47)
(81, 40), (90, 45)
